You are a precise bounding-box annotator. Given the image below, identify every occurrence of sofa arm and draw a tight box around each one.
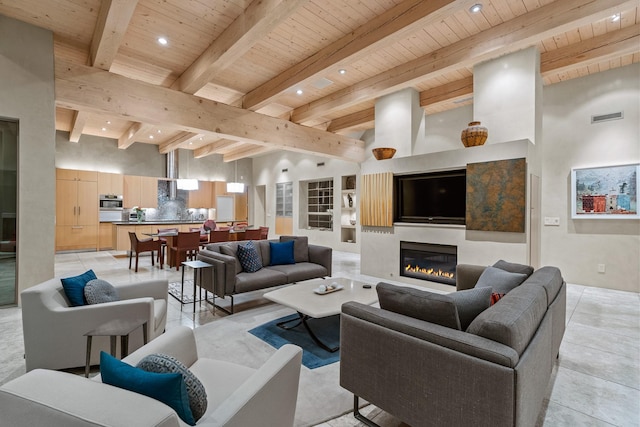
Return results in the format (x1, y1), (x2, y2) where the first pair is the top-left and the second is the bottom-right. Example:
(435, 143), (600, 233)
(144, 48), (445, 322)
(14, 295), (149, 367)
(198, 250), (236, 297)
(0, 370), (180, 427)
(456, 264), (487, 291)
(308, 244), (332, 276)
(116, 279), (168, 301)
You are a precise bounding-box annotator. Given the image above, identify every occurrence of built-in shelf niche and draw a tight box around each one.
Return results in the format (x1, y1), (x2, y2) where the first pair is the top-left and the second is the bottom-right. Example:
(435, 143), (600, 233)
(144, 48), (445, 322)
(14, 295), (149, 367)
(341, 175), (357, 243)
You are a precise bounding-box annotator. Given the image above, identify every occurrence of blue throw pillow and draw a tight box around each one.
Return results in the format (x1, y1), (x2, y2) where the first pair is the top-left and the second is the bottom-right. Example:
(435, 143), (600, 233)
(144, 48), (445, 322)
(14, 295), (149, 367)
(100, 352), (195, 425)
(269, 240), (295, 266)
(61, 269), (97, 306)
(237, 241), (263, 273)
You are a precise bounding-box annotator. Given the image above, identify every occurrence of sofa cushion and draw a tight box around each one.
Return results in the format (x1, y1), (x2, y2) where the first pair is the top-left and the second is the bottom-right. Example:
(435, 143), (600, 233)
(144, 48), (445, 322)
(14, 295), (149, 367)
(220, 244), (242, 274)
(448, 286), (492, 331)
(237, 241), (263, 273)
(235, 268), (288, 294)
(100, 351), (195, 425)
(84, 279), (119, 305)
(467, 284), (547, 355)
(493, 259), (534, 277)
(137, 353), (207, 422)
(61, 269), (97, 306)
(475, 266), (528, 294)
(521, 266), (563, 306)
(270, 240), (295, 265)
(256, 240), (271, 266)
(280, 236), (309, 262)
(267, 262), (329, 283)
(376, 282), (461, 330)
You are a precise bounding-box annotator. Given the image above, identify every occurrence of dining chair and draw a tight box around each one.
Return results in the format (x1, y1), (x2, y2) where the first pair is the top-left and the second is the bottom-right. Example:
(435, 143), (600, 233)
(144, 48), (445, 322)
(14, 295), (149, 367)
(217, 226), (231, 231)
(169, 231), (201, 270)
(259, 226), (269, 240)
(209, 229), (230, 244)
(243, 228), (261, 240)
(233, 221), (248, 231)
(190, 227), (209, 248)
(128, 232), (161, 272)
(157, 227), (178, 265)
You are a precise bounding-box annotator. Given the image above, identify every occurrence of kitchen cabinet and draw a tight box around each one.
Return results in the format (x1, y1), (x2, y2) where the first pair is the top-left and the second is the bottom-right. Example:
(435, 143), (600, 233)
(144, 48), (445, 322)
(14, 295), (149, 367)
(98, 223), (115, 250)
(98, 172), (123, 196)
(55, 168), (98, 251)
(187, 181), (213, 208)
(124, 175), (158, 208)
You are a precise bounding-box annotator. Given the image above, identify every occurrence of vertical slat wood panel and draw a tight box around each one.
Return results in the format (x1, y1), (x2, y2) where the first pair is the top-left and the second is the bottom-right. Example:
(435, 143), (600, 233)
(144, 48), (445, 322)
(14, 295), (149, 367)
(360, 172), (393, 227)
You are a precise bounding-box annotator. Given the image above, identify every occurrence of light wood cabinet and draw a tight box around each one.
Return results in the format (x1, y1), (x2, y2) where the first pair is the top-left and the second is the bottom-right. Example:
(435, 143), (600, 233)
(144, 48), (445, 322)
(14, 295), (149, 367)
(124, 175), (158, 208)
(55, 168), (98, 251)
(235, 189), (248, 221)
(99, 223), (115, 250)
(188, 181), (213, 208)
(98, 172), (124, 195)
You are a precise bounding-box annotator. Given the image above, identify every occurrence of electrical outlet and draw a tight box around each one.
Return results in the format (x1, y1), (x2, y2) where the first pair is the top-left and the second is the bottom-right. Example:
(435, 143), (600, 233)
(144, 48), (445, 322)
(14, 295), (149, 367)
(544, 217), (560, 226)
(597, 264), (606, 273)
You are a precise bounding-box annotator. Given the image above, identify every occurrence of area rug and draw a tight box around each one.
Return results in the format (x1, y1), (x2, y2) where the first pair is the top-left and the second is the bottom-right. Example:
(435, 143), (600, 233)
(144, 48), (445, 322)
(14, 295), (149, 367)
(248, 313), (340, 369)
(168, 280), (205, 304)
(192, 304), (356, 427)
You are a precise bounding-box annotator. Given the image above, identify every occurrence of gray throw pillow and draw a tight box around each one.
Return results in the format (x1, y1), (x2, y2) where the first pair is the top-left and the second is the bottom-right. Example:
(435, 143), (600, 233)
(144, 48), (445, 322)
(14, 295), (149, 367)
(220, 244), (242, 274)
(376, 282), (461, 330)
(137, 353), (208, 423)
(279, 236), (309, 262)
(448, 287), (492, 331)
(493, 259), (534, 277)
(475, 266), (527, 294)
(84, 279), (119, 305)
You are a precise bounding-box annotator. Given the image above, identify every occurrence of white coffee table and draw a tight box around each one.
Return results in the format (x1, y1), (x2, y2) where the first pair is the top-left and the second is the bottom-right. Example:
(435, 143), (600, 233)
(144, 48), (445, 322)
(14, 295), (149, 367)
(263, 277), (377, 352)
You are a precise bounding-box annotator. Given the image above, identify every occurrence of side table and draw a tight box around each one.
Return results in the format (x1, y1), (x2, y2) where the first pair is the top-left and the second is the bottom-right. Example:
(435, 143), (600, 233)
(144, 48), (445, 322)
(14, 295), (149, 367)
(84, 318), (148, 377)
(181, 260), (215, 313)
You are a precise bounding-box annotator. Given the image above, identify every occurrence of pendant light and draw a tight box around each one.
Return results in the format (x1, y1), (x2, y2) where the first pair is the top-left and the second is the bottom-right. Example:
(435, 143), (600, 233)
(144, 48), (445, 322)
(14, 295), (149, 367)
(227, 161), (245, 193)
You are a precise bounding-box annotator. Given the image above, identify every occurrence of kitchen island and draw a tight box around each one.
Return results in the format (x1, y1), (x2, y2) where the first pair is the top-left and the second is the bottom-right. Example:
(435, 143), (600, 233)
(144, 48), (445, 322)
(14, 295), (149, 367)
(111, 221), (205, 251)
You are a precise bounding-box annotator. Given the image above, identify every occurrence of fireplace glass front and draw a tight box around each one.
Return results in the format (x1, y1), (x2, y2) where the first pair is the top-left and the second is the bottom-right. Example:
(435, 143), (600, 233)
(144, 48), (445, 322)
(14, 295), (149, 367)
(400, 241), (457, 286)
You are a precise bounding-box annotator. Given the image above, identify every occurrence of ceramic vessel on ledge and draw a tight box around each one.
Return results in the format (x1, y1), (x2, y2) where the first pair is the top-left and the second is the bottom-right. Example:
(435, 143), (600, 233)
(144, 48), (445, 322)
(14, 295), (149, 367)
(461, 121), (488, 147)
(372, 147), (396, 160)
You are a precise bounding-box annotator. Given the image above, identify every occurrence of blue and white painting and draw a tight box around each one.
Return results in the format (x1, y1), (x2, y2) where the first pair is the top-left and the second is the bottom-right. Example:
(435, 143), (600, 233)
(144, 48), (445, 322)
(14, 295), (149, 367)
(571, 163), (639, 219)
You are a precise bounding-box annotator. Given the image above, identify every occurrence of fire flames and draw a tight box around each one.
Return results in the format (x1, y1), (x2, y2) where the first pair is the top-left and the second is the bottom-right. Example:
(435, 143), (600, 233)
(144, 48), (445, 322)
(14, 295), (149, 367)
(405, 264), (455, 280)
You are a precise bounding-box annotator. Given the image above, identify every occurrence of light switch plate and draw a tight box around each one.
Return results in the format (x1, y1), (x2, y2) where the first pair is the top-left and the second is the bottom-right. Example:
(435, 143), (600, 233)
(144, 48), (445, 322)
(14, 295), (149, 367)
(544, 217), (560, 226)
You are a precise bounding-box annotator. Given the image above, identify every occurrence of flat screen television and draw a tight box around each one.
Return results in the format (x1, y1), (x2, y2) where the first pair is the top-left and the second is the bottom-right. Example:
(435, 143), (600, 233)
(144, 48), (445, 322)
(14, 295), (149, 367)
(394, 169), (466, 225)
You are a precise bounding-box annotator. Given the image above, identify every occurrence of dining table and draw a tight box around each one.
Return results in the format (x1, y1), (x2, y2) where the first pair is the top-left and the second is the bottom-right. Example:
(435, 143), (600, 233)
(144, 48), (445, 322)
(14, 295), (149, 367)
(143, 230), (209, 268)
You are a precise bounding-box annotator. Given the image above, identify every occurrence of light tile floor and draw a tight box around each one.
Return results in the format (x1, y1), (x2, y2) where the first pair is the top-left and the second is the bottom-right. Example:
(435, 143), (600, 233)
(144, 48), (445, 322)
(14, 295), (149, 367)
(0, 250), (638, 426)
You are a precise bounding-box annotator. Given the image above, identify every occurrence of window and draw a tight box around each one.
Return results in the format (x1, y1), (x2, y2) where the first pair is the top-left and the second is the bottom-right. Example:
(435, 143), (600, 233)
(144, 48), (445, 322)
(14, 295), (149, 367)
(276, 182), (293, 217)
(307, 179), (333, 230)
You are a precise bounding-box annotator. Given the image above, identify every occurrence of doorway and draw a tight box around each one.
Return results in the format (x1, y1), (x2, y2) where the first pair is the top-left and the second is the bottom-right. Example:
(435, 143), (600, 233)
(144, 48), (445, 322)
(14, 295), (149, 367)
(255, 185), (266, 227)
(0, 119), (17, 306)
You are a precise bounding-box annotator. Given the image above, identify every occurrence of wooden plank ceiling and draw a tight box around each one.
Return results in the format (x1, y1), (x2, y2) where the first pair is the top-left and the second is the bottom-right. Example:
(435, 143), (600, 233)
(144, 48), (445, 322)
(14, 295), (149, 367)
(1, 0), (638, 161)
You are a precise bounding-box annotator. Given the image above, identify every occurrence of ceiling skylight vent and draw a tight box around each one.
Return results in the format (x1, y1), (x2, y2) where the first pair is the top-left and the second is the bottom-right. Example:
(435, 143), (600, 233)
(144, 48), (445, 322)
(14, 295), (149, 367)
(591, 111), (623, 124)
(312, 78), (334, 89)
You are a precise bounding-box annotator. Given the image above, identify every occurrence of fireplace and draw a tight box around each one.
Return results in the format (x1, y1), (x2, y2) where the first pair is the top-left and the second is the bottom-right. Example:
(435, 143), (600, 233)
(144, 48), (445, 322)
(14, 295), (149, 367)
(400, 241), (457, 286)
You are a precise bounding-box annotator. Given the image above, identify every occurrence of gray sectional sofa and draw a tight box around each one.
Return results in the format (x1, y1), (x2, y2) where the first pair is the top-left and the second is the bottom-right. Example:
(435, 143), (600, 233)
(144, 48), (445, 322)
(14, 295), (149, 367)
(197, 236), (332, 313)
(340, 263), (566, 427)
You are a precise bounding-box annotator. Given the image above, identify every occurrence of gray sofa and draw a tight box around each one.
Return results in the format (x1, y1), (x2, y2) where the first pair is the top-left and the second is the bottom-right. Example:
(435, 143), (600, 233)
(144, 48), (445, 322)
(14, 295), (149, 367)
(197, 236), (332, 313)
(340, 264), (566, 427)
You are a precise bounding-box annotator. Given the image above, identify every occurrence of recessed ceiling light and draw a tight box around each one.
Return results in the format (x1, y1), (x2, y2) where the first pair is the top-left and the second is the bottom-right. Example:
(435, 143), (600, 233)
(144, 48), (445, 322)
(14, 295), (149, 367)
(611, 13), (621, 22)
(469, 3), (482, 13)
(157, 37), (168, 45)
(199, 137), (203, 141)
(157, 130), (162, 133)
(149, 135), (154, 139)
(101, 127), (107, 131)
(338, 69), (346, 75)
(106, 120), (111, 124)
(296, 89), (303, 95)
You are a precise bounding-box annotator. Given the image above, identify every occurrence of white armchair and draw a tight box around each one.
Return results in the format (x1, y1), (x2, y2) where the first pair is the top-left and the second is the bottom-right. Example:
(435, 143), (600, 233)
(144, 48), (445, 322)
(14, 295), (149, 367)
(21, 277), (168, 371)
(1, 326), (303, 427)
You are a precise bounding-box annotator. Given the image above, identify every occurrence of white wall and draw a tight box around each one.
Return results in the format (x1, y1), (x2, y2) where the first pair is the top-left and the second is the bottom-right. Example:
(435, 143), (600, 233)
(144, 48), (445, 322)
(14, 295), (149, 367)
(252, 151), (360, 252)
(0, 15), (56, 301)
(541, 63), (640, 292)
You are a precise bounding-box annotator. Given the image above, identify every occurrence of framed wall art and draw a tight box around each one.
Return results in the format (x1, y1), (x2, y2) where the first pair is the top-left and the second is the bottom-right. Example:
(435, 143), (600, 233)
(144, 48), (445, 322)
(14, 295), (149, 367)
(571, 163), (639, 219)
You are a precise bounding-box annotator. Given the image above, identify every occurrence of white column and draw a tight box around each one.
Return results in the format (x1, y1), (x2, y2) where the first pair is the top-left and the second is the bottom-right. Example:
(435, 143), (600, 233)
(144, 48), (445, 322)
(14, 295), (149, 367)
(473, 46), (542, 145)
